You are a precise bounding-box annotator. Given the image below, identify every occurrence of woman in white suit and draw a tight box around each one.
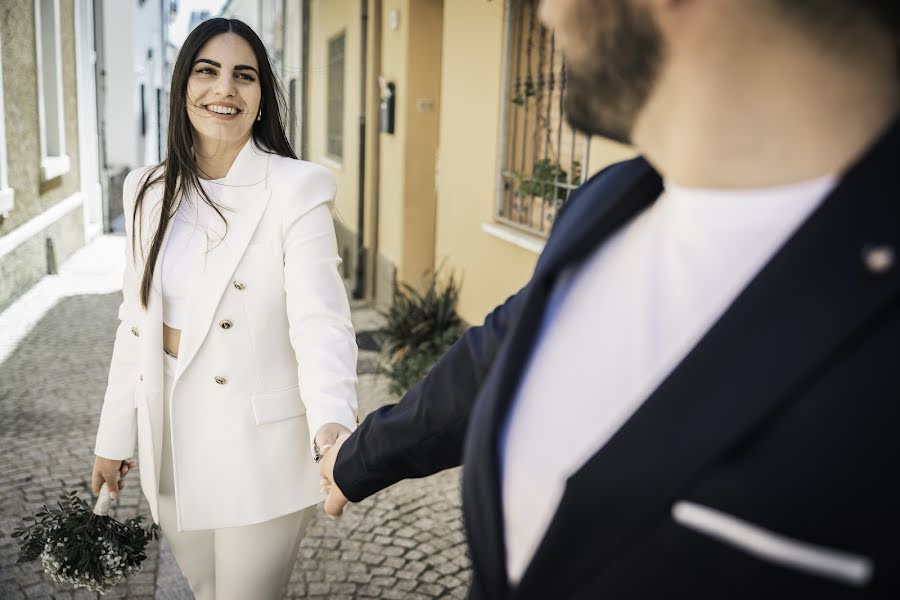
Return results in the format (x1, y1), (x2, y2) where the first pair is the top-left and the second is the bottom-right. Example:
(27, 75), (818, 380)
(89, 18), (357, 599)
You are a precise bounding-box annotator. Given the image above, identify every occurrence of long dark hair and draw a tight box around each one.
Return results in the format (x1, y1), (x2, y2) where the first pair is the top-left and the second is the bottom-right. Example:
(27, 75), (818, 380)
(133, 18), (295, 309)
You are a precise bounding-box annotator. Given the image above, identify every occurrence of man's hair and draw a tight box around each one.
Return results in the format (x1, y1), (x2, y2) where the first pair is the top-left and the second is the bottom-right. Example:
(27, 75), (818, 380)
(774, 0), (900, 41)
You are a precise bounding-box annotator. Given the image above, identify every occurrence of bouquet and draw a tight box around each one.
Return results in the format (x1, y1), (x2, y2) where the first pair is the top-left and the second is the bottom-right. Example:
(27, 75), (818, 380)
(12, 484), (158, 594)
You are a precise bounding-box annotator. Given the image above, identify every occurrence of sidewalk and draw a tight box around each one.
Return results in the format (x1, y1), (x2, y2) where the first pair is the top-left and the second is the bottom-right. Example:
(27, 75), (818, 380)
(0, 235), (469, 599)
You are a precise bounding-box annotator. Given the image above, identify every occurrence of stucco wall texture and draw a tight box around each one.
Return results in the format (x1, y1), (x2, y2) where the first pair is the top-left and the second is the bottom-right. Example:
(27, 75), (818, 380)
(1, 0), (83, 235)
(0, 0), (86, 310)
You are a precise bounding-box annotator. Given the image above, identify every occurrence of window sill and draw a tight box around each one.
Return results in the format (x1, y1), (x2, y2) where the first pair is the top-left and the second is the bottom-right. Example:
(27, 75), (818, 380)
(41, 155), (71, 181)
(0, 187), (13, 216)
(319, 155), (344, 171)
(481, 222), (545, 255)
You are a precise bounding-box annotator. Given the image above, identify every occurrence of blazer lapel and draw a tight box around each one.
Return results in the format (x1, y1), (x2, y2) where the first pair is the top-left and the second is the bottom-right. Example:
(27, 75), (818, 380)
(461, 159), (662, 598)
(174, 139), (272, 379)
(514, 122), (900, 597)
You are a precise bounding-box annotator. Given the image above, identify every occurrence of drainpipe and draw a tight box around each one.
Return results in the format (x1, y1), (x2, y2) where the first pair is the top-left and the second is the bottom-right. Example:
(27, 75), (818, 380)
(353, 0), (369, 299)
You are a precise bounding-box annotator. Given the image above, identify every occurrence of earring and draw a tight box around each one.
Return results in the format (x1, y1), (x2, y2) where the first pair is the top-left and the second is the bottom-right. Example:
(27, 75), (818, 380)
(257, 109), (262, 122)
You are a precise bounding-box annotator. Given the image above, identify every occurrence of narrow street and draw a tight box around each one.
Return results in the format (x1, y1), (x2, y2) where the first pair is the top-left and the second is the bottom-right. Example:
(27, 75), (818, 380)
(0, 236), (470, 599)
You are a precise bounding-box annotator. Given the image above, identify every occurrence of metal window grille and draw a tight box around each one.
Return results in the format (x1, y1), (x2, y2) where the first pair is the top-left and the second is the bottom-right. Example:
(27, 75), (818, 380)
(497, 0), (591, 237)
(327, 32), (345, 160)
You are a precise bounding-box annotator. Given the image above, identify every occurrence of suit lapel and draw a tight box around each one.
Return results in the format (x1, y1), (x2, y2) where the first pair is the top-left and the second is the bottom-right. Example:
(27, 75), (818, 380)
(174, 139), (272, 378)
(461, 159), (662, 598)
(513, 123), (900, 597)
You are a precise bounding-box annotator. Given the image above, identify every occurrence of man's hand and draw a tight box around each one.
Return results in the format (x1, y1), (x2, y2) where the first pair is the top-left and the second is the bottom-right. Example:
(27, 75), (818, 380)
(91, 456), (135, 501)
(319, 432), (351, 519)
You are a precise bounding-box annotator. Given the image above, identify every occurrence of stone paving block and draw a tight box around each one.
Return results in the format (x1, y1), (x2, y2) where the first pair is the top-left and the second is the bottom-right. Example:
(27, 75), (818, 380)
(395, 578), (419, 592)
(378, 588), (410, 600)
(346, 572), (372, 585)
(324, 569), (349, 582)
(420, 569), (441, 584)
(405, 548), (426, 561)
(307, 581), (331, 595)
(417, 582), (448, 596)
(382, 545), (406, 558)
(370, 575), (399, 588)
(370, 566), (396, 577)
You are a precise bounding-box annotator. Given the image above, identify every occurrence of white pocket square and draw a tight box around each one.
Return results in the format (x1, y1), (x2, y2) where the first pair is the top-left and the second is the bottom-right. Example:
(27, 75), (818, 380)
(671, 501), (873, 587)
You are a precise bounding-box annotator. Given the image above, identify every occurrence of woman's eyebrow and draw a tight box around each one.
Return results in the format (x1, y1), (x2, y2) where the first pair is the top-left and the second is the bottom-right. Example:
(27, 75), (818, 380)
(193, 58), (259, 76)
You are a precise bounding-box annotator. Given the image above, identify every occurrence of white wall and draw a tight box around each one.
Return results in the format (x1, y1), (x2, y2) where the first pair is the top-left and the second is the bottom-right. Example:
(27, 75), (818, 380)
(103, 0), (168, 170)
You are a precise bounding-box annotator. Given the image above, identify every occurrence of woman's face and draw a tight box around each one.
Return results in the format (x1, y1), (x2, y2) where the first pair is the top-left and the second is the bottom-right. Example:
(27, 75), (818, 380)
(186, 32), (261, 148)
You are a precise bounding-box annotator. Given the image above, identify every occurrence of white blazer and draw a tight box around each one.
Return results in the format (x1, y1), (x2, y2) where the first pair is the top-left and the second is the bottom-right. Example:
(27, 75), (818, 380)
(94, 139), (358, 531)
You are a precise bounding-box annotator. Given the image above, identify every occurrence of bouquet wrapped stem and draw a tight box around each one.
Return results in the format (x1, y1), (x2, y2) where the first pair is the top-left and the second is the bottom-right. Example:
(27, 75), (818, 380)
(12, 484), (158, 594)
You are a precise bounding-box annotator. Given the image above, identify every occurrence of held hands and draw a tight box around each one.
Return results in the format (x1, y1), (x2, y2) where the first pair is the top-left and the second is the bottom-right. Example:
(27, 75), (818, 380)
(314, 422), (353, 459)
(318, 432), (352, 519)
(91, 456), (135, 501)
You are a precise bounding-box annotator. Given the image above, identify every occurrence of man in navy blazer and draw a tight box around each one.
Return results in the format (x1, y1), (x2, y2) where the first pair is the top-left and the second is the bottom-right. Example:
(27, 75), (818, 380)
(320, 1), (900, 598)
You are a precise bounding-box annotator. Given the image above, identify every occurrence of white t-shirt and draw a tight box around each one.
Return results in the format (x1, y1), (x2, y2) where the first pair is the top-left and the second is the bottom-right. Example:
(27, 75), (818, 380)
(498, 174), (836, 583)
(161, 178), (227, 330)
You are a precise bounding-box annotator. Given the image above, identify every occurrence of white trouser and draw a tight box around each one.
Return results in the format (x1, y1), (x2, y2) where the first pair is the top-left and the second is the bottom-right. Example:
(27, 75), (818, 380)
(158, 351), (315, 600)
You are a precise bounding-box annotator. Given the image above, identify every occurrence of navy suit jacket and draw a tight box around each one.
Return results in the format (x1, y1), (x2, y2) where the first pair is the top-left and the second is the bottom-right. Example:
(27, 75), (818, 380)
(334, 119), (900, 599)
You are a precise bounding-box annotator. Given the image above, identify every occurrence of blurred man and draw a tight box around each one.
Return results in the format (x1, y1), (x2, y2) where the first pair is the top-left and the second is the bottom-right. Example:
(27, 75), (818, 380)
(321, 1), (900, 598)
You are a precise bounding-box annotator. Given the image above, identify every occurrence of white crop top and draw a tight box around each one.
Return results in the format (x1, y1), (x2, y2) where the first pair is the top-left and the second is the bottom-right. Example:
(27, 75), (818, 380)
(161, 178), (227, 330)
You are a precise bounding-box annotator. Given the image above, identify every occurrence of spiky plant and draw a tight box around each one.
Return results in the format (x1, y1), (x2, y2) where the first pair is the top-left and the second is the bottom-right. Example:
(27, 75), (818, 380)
(381, 268), (462, 395)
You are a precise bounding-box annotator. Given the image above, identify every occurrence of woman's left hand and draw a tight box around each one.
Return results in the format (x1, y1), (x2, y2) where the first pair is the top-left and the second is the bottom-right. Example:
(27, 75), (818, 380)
(314, 422), (352, 462)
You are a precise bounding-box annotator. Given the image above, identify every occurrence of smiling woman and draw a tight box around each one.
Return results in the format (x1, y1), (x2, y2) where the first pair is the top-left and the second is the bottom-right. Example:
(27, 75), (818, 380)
(89, 18), (359, 600)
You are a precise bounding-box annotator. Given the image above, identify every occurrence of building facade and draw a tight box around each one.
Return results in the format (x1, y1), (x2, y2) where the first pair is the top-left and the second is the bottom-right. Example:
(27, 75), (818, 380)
(227, 0), (636, 323)
(0, 0), (176, 312)
(0, 0), (96, 311)
(303, 0), (636, 322)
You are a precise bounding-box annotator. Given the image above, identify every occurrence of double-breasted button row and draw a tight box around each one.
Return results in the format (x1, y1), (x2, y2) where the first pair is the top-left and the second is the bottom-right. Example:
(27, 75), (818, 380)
(214, 308), (234, 383)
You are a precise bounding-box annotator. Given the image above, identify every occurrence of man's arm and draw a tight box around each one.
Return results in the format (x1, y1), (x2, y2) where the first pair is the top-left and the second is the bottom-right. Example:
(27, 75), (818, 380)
(328, 283), (529, 504)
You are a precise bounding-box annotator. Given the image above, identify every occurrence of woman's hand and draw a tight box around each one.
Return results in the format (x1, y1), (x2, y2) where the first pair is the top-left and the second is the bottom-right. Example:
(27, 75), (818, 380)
(314, 422), (353, 461)
(320, 432), (352, 519)
(91, 456), (135, 501)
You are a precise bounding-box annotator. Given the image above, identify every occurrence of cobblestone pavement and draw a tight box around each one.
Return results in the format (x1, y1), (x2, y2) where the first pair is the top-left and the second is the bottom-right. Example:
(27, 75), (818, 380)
(0, 292), (471, 599)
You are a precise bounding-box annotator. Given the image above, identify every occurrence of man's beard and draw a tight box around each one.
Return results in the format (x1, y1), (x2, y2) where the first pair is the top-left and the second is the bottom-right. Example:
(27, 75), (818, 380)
(562, 1), (663, 144)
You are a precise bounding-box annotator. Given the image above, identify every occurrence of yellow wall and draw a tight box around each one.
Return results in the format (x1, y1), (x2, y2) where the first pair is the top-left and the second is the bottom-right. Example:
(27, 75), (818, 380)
(376, 0), (407, 275)
(308, 0), (361, 233)
(400, 0), (441, 284)
(434, 0), (536, 323)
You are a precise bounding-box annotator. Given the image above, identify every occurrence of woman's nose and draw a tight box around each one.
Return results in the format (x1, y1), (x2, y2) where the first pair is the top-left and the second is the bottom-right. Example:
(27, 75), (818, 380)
(213, 73), (237, 96)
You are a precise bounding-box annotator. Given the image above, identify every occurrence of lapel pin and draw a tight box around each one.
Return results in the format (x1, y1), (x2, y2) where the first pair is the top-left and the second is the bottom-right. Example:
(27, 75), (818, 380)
(862, 244), (895, 275)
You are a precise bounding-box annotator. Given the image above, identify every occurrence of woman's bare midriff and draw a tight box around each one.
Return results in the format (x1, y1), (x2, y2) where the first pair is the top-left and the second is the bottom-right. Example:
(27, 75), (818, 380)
(163, 324), (181, 358)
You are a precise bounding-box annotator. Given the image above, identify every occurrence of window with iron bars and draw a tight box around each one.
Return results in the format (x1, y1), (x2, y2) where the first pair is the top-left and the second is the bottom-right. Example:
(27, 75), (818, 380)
(497, 0), (591, 237)
(327, 31), (345, 161)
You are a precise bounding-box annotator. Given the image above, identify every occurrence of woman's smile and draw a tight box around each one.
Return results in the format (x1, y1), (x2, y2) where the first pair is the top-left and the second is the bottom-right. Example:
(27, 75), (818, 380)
(203, 103), (243, 121)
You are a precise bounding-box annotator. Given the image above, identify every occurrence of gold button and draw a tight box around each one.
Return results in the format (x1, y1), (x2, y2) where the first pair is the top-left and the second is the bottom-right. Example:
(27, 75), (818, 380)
(863, 244), (895, 275)
(214, 376), (228, 385)
(220, 320), (233, 330)
(233, 281), (246, 290)
(131, 326), (140, 337)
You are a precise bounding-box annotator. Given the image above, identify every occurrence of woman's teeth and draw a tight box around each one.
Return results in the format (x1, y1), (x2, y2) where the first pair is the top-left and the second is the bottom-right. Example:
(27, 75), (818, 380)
(207, 105), (239, 115)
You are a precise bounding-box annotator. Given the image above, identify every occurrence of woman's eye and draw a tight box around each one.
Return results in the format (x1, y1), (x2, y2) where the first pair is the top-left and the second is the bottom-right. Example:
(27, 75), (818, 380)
(196, 67), (215, 75)
(237, 73), (255, 82)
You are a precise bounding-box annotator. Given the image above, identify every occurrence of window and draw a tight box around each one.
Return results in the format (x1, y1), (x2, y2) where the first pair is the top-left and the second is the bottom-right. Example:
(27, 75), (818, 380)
(0, 29), (13, 215)
(497, 0), (591, 237)
(35, 0), (70, 181)
(326, 31), (345, 161)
